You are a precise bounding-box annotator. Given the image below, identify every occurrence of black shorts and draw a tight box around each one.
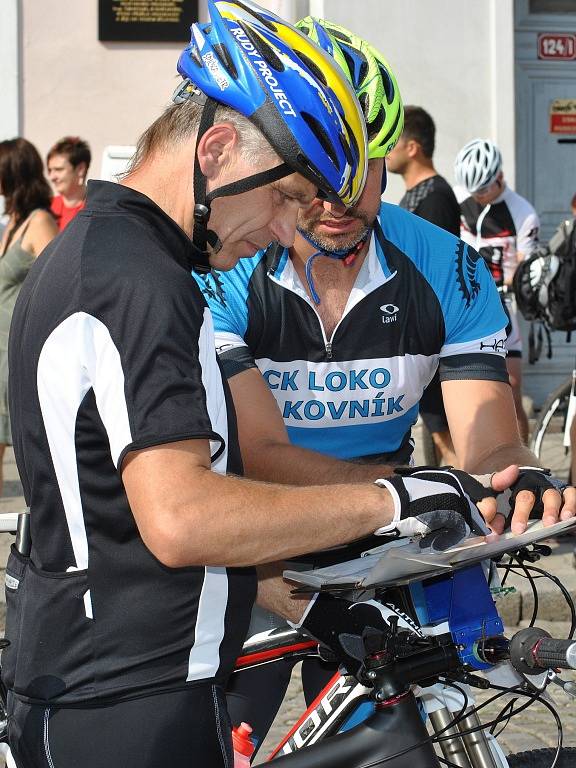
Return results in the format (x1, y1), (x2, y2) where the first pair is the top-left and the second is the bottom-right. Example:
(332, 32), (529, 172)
(8, 684), (232, 768)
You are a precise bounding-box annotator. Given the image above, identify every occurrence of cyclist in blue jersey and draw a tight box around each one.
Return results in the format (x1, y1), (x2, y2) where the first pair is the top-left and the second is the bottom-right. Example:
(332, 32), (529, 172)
(195, 19), (576, 751)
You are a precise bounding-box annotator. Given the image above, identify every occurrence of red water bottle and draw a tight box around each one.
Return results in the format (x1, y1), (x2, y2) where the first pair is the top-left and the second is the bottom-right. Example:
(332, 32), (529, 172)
(232, 721), (255, 767)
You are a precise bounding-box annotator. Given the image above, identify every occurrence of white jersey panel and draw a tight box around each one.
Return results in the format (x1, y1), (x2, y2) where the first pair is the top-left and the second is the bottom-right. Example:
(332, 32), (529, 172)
(255, 354), (437, 429)
(199, 308), (229, 474)
(37, 314), (99, 570)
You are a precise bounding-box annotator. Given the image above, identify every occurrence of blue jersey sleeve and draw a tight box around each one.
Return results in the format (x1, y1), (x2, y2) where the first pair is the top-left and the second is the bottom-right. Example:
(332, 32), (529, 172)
(380, 203), (508, 381)
(193, 254), (261, 377)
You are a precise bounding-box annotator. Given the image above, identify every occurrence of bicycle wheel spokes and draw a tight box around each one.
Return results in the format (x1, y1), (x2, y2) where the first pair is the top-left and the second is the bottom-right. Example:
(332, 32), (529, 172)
(530, 379), (572, 482)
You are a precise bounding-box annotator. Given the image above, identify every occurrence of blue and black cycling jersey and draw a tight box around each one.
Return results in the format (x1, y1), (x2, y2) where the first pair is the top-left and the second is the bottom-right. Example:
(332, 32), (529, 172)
(196, 203), (509, 464)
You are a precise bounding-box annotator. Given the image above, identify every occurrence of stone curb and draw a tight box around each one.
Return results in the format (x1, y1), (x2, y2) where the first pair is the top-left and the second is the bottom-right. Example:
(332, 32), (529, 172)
(497, 588), (575, 625)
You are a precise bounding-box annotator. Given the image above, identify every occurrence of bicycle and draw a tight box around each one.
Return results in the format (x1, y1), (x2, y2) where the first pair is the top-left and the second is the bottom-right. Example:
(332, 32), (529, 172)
(230, 519), (576, 767)
(530, 364), (576, 483)
(1, 514), (576, 767)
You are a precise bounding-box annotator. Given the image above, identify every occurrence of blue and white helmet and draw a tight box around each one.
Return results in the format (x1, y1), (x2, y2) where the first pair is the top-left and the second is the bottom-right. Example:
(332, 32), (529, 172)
(177, 0), (367, 207)
(454, 138), (502, 194)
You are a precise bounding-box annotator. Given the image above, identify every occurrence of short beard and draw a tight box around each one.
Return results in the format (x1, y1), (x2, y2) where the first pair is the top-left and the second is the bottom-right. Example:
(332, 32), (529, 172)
(297, 209), (374, 254)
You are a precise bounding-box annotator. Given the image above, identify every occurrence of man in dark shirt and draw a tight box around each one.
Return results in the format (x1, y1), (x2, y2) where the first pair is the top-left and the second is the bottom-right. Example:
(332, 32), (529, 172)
(387, 106), (461, 237)
(386, 106), (461, 464)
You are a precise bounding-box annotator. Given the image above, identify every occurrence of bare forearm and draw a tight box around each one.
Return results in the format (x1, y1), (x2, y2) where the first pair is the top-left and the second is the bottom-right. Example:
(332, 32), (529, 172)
(256, 564), (310, 624)
(143, 469), (392, 568)
(463, 442), (539, 474)
(243, 439), (395, 485)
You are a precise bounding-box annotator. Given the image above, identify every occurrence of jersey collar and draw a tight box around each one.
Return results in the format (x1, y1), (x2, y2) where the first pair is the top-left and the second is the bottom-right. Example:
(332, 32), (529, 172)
(85, 181), (206, 274)
(267, 215), (396, 303)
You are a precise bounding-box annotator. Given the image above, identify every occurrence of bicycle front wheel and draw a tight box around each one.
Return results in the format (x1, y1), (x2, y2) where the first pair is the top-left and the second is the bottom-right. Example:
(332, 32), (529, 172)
(530, 378), (572, 481)
(507, 747), (576, 767)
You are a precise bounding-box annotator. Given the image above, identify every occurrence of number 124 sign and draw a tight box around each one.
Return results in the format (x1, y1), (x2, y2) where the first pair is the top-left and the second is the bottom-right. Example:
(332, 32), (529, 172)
(538, 34), (576, 60)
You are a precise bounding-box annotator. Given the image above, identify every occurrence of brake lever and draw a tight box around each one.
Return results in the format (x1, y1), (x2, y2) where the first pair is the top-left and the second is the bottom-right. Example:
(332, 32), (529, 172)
(547, 669), (576, 699)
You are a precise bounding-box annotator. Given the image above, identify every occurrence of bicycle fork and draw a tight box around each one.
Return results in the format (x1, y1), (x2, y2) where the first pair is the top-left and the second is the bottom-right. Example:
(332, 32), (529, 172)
(429, 706), (503, 768)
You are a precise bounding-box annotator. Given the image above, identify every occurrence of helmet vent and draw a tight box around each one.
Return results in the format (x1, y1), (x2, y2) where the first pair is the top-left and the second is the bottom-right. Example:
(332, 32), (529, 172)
(233, 1), (277, 32)
(237, 22), (284, 71)
(368, 106), (385, 142)
(378, 65), (394, 104)
(358, 91), (370, 120)
(189, 45), (203, 68)
(214, 43), (238, 79)
(301, 111), (339, 167)
(341, 116), (359, 164)
(297, 51), (327, 86)
(330, 28), (352, 44)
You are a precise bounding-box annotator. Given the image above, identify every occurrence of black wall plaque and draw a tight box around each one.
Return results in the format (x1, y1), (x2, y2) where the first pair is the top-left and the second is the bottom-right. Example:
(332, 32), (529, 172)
(99, 0), (198, 43)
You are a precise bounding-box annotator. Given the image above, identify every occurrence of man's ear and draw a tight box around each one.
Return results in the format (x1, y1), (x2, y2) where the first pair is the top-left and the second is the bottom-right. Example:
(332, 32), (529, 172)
(196, 122), (239, 180)
(406, 139), (420, 159)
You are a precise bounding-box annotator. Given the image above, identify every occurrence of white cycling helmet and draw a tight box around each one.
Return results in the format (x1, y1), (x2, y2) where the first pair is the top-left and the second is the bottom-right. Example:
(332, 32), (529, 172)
(454, 138), (502, 194)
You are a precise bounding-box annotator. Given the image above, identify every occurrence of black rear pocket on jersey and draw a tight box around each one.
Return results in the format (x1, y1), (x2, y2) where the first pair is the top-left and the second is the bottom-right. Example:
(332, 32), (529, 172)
(5, 555), (95, 701)
(2, 545), (29, 691)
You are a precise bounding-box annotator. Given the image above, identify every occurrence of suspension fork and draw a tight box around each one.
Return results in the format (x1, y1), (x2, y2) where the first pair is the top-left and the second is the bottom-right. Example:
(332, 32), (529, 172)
(429, 706), (503, 768)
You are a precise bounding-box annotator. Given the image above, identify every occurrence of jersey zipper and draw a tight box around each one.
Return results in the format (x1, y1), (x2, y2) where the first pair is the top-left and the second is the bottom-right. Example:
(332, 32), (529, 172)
(325, 341), (333, 360)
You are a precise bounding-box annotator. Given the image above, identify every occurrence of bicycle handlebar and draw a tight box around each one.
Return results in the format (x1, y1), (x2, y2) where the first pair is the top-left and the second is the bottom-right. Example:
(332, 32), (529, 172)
(509, 627), (576, 675)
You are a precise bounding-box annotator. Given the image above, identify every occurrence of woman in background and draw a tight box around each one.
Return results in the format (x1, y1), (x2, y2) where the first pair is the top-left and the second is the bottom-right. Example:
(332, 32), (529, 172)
(0, 138), (58, 494)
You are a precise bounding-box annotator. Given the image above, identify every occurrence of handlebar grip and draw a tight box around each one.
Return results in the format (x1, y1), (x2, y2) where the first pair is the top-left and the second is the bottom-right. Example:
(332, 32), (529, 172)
(509, 628), (576, 675)
(532, 638), (576, 670)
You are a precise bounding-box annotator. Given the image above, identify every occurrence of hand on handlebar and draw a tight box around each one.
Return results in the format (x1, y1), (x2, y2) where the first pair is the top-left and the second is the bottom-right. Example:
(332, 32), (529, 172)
(474, 465), (576, 535)
(375, 467), (491, 551)
(295, 593), (395, 678)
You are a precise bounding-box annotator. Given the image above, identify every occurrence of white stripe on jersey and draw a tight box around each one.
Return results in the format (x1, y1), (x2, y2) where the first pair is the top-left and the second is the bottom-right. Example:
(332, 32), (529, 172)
(38, 310), (231, 676)
(37, 314), (97, 570)
(199, 308), (229, 474)
(187, 566), (228, 681)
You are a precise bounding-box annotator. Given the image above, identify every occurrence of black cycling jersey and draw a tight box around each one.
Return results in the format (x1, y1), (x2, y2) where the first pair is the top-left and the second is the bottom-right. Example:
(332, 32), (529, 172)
(399, 175), (461, 237)
(5, 181), (255, 705)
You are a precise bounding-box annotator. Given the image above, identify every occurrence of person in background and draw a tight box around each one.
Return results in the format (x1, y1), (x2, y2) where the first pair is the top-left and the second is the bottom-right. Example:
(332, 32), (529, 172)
(454, 139), (540, 444)
(571, 192), (576, 218)
(0, 138), (58, 494)
(47, 136), (91, 230)
(386, 105), (460, 465)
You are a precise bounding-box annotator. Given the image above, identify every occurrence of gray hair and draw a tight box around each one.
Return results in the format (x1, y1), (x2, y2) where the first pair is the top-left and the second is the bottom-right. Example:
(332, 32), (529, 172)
(125, 98), (275, 176)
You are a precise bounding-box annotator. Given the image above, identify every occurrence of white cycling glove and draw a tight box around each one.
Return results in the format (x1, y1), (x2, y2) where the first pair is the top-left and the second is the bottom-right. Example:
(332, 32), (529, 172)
(375, 467), (491, 551)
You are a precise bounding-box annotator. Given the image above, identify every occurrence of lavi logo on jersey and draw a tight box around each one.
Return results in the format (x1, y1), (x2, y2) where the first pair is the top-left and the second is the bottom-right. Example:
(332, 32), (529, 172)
(380, 304), (399, 324)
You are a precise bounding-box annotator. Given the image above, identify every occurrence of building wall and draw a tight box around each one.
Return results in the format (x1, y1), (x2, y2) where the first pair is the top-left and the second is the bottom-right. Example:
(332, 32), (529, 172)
(20, 1), (187, 177)
(17, 0), (514, 191)
(19, 0), (308, 178)
(309, 0), (515, 204)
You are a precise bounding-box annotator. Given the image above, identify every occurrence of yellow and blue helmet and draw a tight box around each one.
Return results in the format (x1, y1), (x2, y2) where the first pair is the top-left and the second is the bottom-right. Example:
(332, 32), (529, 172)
(296, 17), (404, 160)
(177, 0), (368, 208)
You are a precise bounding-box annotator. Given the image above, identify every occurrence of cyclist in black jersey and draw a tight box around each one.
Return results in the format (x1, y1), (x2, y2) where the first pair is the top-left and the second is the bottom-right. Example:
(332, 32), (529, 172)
(386, 105), (461, 467)
(454, 138), (540, 443)
(2, 3), (440, 766)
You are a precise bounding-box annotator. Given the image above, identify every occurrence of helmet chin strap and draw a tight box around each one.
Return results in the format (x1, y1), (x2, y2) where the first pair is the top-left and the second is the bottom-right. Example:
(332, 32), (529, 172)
(299, 163), (383, 304)
(191, 97), (292, 274)
(300, 228), (371, 305)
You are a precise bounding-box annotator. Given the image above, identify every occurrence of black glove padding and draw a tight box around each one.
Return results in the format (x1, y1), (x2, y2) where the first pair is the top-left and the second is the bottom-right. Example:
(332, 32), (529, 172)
(375, 466), (491, 551)
(509, 466), (570, 520)
(299, 593), (393, 677)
